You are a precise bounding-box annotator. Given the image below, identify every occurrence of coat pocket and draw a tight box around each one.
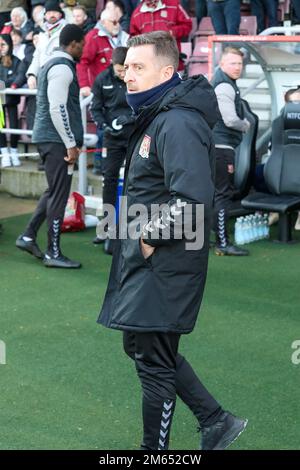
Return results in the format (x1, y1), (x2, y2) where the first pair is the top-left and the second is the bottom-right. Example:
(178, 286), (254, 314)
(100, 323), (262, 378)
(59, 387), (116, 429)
(119, 238), (152, 285)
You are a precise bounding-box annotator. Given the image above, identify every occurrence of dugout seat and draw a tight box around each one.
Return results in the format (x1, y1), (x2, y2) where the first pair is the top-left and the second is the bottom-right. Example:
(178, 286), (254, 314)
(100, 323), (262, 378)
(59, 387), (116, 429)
(234, 100), (258, 199)
(242, 101), (300, 242)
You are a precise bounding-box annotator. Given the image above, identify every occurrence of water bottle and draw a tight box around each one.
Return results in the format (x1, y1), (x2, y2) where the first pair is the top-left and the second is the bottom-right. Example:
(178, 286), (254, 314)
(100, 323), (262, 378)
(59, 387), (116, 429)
(249, 215), (256, 243)
(253, 213), (260, 241)
(263, 214), (270, 238)
(234, 218), (242, 245)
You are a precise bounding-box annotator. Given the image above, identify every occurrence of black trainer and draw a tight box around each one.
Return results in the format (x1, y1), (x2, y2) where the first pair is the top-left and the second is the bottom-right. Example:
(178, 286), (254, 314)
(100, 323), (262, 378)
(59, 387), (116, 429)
(43, 253), (81, 269)
(215, 244), (249, 256)
(92, 235), (106, 245)
(16, 235), (44, 259)
(200, 411), (248, 450)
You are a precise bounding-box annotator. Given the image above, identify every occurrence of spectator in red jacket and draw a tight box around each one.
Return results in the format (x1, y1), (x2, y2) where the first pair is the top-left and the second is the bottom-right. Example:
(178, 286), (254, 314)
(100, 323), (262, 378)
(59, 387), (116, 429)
(77, 5), (129, 96)
(130, 0), (192, 70)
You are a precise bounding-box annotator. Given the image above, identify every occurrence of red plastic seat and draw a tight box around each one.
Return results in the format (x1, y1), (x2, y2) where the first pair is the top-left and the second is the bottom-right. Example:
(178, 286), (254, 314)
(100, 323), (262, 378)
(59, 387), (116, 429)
(239, 16), (257, 35)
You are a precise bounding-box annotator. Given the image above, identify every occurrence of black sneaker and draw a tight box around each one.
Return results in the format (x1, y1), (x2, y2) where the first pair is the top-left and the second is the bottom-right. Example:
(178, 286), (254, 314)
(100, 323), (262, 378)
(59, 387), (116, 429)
(92, 235), (106, 245)
(16, 235), (44, 259)
(215, 244), (249, 256)
(43, 253), (81, 269)
(200, 411), (248, 450)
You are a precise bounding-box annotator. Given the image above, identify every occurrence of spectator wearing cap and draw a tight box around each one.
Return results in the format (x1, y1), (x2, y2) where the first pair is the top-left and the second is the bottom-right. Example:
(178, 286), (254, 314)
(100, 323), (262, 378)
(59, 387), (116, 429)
(77, 4), (129, 97)
(26, 0), (67, 90)
(129, 0), (192, 71)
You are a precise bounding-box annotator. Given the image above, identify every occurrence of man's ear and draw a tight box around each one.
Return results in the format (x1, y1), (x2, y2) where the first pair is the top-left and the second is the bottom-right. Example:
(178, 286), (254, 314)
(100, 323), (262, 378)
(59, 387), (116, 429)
(163, 65), (174, 80)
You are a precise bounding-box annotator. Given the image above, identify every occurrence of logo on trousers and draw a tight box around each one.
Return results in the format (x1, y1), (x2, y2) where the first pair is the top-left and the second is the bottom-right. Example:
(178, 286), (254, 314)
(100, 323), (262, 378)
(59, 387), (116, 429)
(0, 340), (6, 365)
(291, 340), (300, 365)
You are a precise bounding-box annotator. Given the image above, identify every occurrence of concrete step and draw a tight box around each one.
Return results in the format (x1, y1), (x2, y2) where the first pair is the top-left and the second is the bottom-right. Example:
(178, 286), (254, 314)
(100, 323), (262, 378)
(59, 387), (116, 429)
(0, 160), (103, 201)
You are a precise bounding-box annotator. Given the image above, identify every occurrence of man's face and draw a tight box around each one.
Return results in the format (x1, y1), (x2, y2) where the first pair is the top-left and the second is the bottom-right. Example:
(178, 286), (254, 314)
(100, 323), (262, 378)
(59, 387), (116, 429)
(11, 11), (23, 28)
(102, 17), (120, 36)
(113, 63), (125, 81)
(72, 9), (87, 27)
(70, 39), (85, 61)
(45, 10), (62, 24)
(124, 45), (173, 93)
(32, 5), (44, 24)
(220, 53), (243, 80)
(288, 90), (300, 102)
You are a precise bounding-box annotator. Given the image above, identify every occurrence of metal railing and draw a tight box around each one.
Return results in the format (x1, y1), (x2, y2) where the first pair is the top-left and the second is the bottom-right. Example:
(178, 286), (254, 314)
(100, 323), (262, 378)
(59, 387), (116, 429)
(0, 88), (97, 195)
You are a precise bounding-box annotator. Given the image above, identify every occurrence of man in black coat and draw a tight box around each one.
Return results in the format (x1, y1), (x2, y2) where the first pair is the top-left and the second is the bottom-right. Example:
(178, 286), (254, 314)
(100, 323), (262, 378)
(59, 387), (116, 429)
(91, 46), (135, 251)
(97, 31), (248, 450)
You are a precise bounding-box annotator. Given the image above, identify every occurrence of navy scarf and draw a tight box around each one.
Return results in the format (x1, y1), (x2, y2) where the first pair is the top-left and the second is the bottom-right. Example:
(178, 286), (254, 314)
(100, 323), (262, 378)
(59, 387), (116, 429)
(126, 73), (181, 114)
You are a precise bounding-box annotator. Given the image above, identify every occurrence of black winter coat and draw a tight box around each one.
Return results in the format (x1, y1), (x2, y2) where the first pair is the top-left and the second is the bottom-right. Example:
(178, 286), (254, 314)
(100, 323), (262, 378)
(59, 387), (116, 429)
(0, 55), (23, 105)
(90, 65), (134, 145)
(98, 75), (220, 334)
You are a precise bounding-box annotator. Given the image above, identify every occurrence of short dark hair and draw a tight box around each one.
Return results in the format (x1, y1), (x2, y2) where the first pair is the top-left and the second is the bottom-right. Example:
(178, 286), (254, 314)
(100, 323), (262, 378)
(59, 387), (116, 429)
(10, 27), (23, 38)
(127, 31), (179, 70)
(59, 24), (85, 47)
(285, 87), (300, 102)
(112, 46), (127, 65)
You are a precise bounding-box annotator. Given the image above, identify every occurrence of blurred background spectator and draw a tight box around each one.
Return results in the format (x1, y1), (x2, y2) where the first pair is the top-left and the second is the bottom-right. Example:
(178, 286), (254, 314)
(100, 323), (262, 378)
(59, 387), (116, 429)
(250, 0), (278, 34)
(0, 33), (26, 168)
(77, 1), (129, 97)
(130, 0), (192, 71)
(0, 1), (28, 32)
(207, 0), (241, 35)
(72, 4), (95, 34)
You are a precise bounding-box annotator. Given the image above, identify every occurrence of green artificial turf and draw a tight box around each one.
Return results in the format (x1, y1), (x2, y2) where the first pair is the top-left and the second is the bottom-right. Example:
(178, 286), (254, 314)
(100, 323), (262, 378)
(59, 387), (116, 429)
(0, 214), (299, 450)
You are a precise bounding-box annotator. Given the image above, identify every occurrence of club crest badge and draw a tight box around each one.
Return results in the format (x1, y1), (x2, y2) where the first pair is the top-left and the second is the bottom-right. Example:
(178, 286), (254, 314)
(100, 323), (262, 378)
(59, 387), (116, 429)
(139, 134), (151, 159)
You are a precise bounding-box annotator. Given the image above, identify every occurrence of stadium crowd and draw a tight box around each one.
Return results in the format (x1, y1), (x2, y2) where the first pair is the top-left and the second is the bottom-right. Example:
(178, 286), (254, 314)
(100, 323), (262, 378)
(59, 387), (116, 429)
(0, 0), (299, 168)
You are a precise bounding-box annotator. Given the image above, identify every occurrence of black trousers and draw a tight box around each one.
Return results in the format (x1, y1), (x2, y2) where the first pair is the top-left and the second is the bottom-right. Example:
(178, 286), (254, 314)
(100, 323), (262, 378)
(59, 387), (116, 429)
(213, 147), (235, 245)
(0, 105), (19, 148)
(102, 142), (126, 209)
(123, 331), (222, 450)
(24, 143), (72, 256)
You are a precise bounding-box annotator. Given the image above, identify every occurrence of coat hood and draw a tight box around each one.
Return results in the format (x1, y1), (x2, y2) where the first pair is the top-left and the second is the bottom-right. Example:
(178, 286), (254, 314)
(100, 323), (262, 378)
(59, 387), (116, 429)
(157, 75), (221, 130)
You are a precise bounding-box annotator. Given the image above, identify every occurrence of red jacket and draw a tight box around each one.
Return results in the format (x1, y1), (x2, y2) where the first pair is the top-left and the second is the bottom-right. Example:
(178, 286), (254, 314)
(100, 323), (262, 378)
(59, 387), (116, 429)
(77, 29), (114, 88)
(76, 28), (129, 88)
(130, 0), (192, 69)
